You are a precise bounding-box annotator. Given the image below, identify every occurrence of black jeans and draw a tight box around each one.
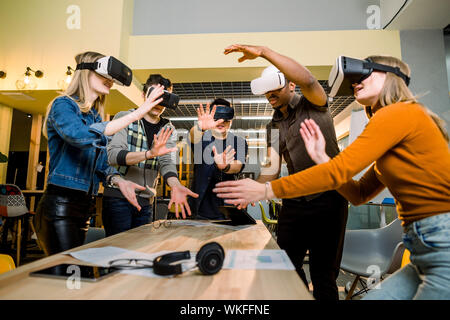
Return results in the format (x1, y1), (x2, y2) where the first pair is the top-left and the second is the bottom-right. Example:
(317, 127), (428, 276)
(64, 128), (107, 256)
(35, 185), (94, 256)
(276, 190), (348, 301)
(102, 196), (152, 237)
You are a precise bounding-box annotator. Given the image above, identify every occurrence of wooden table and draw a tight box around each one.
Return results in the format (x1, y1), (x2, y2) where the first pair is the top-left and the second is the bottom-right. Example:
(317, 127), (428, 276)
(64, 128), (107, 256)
(0, 221), (312, 300)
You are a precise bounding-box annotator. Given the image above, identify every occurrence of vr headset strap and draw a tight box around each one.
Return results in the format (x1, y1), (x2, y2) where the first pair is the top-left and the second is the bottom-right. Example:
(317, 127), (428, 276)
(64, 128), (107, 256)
(363, 62), (410, 86)
(76, 62), (99, 71)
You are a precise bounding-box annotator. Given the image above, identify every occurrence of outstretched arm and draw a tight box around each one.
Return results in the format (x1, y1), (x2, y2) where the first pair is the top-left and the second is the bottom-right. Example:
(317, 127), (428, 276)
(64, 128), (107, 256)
(224, 44), (327, 106)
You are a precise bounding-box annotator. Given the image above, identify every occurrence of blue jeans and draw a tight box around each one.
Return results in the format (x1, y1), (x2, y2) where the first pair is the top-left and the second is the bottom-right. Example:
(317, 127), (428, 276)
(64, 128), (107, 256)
(364, 212), (450, 300)
(102, 196), (153, 237)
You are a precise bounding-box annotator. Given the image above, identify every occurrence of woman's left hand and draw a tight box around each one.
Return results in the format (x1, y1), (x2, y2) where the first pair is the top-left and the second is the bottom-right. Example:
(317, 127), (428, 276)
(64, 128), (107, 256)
(213, 178), (270, 207)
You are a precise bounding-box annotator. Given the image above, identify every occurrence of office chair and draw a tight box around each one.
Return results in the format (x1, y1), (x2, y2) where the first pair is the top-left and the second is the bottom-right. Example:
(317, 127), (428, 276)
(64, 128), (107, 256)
(83, 227), (106, 244)
(340, 218), (404, 300)
(258, 200), (279, 238)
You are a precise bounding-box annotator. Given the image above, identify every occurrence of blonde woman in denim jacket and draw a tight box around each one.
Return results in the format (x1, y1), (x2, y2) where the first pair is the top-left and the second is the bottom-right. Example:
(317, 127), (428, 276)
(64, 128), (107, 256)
(35, 52), (169, 255)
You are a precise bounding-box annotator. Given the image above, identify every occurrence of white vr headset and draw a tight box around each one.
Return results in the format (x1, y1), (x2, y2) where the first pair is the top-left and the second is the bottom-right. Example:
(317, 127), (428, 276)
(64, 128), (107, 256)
(328, 55), (410, 97)
(250, 65), (286, 95)
(76, 56), (133, 86)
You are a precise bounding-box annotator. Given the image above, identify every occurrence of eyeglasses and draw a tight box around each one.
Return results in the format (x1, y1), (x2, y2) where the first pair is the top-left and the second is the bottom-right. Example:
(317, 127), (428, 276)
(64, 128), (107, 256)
(151, 219), (172, 230)
(108, 258), (153, 270)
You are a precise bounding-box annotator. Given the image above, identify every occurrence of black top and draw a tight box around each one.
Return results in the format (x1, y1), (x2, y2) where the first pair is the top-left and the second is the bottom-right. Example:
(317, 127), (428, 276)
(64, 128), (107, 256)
(141, 117), (168, 148)
(190, 131), (248, 220)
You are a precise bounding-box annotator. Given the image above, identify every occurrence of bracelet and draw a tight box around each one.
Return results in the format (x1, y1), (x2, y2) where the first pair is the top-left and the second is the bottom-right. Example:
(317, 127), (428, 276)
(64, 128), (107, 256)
(197, 122), (205, 132)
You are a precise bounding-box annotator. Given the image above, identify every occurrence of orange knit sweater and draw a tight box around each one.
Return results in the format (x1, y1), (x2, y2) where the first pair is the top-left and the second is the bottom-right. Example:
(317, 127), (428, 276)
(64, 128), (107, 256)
(271, 102), (450, 225)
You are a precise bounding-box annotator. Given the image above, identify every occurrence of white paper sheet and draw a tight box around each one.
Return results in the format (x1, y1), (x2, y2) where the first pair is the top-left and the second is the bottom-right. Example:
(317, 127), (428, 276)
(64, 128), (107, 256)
(223, 250), (295, 270)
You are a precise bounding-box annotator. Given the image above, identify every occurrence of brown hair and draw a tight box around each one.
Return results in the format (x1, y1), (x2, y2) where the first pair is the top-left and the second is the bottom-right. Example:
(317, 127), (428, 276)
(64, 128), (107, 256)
(43, 51), (107, 138)
(367, 55), (448, 142)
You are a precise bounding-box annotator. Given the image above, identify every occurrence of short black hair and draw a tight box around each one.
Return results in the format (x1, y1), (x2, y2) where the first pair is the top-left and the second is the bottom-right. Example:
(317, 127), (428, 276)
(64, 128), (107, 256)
(210, 98), (231, 108)
(143, 74), (172, 93)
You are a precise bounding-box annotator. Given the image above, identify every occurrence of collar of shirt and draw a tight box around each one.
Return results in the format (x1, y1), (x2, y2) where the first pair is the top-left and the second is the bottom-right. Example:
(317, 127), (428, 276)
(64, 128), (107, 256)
(272, 93), (301, 122)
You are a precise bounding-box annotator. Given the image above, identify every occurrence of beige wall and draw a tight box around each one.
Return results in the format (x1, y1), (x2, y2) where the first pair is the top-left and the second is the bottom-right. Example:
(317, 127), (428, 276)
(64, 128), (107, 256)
(0, 104), (13, 183)
(0, 0), (131, 91)
(128, 30), (402, 71)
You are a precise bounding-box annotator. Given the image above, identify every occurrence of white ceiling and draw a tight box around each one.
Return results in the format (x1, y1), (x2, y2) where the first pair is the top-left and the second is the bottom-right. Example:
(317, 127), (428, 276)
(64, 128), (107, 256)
(383, 0), (450, 30)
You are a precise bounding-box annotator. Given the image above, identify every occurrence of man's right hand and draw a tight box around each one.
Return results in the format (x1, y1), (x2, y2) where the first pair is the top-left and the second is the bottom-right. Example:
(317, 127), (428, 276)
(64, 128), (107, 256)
(196, 103), (224, 131)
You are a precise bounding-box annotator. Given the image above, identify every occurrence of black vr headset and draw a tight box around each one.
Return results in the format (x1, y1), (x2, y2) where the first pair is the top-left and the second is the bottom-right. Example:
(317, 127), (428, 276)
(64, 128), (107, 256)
(328, 56), (410, 97)
(213, 105), (234, 121)
(153, 242), (225, 276)
(76, 56), (133, 86)
(147, 86), (180, 110)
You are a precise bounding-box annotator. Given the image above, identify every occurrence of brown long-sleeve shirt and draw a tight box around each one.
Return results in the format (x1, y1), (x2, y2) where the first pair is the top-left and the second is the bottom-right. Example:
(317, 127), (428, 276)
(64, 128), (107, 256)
(271, 102), (450, 225)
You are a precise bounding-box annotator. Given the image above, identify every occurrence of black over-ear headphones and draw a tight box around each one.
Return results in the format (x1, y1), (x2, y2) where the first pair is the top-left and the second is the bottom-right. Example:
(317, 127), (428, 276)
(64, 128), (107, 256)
(153, 242), (225, 276)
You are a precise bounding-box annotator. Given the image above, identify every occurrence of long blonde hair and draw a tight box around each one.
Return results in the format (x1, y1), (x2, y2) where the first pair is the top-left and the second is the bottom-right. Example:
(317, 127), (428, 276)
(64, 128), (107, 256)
(367, 55), (449, 142)
(43, 51), (107, 138)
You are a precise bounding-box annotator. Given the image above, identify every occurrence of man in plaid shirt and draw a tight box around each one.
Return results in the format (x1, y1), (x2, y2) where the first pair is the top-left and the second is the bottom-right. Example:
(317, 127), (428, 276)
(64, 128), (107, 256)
(102, 74), (198, 236)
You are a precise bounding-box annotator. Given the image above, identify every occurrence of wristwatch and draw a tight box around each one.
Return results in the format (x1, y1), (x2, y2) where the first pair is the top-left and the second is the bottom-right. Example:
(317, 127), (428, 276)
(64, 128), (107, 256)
(107, 174), (121, 186)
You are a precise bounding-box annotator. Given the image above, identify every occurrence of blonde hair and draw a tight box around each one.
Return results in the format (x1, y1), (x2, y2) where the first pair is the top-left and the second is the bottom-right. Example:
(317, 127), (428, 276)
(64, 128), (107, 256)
(367, 55), (449, 142)
(43, 51), (107, 138)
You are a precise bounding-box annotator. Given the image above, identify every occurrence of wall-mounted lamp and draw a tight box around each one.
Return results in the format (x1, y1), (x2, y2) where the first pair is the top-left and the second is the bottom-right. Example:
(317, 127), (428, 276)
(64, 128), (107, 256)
(57, 66), (74, 91)
(0, 71), (6, 79)
(16, 67), (44, 90)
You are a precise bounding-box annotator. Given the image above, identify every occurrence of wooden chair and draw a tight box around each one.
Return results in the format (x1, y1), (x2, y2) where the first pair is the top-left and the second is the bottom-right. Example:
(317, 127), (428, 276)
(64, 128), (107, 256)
(0, 184), (43, 266)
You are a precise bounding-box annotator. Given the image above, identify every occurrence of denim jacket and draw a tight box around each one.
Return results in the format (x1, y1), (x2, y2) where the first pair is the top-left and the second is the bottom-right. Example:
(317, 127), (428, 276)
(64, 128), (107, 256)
(46, 96), (119, 195)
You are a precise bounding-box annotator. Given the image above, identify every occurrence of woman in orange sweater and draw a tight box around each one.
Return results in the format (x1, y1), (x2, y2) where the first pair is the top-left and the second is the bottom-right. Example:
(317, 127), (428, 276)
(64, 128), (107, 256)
(214, 55), (450, 300)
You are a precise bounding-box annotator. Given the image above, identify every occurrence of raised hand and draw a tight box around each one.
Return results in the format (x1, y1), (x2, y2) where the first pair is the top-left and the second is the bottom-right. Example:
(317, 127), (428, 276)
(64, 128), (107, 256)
(299, 119), (330, 164)
(136, 85), (164, 118)
(196, 103), (224, 131)
(223, 44), (265, 63)
(146, 126), (178, 159)
(212, 145), (236, 170)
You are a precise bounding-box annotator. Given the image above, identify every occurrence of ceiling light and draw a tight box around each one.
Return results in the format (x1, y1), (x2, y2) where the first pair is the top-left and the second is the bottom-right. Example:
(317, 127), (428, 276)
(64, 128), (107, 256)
(246, 138), (266, 142)
(237, 98), (268, 104)
(178, 98), (269, 105)
(168, 117), (198, 121)
(237, 116), (273, 120)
